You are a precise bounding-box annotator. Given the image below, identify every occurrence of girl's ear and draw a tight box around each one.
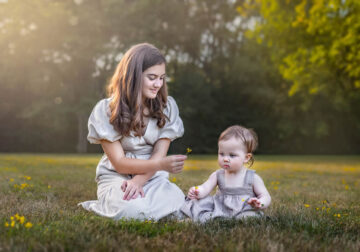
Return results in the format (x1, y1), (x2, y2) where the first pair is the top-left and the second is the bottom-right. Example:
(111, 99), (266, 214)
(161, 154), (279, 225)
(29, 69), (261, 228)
(245, 153), (252, 163)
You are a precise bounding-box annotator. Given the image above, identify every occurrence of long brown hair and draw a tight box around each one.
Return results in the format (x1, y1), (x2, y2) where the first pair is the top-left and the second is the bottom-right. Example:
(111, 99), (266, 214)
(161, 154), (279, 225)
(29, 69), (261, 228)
(107, 43), (168, 137)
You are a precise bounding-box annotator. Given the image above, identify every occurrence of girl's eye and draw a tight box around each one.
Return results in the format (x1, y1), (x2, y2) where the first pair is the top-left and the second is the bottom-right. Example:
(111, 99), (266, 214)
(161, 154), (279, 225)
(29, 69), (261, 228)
(219, 153), (224, 156)
(230, 154), (237, 158)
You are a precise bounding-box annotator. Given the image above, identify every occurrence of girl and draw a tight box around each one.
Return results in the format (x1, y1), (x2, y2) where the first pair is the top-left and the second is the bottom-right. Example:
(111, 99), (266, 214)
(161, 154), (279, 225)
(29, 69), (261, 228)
(181, 125), (271, 222)
(79, 43), (187, 220)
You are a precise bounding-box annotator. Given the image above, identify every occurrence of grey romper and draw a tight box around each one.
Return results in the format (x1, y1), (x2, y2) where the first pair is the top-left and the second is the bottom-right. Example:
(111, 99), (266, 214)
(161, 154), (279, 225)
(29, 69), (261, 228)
(181, 169), (263, 222)
(78, 96), (186, 221)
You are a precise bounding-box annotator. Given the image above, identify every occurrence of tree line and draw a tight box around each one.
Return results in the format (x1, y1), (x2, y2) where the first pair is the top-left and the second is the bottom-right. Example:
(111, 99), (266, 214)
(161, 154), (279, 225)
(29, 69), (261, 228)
(0, 0), (359, 154)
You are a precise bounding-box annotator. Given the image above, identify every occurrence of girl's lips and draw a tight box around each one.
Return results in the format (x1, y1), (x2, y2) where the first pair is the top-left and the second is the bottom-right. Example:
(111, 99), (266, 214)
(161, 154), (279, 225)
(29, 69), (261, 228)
(224, 164), (230, 168)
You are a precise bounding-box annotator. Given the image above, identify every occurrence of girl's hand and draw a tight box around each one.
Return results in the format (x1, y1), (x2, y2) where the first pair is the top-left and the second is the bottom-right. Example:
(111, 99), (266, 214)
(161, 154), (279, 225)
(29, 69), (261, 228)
(121, 178), (145, 201)
(247, 197), (262, 209)
(159, 155), (187, 174)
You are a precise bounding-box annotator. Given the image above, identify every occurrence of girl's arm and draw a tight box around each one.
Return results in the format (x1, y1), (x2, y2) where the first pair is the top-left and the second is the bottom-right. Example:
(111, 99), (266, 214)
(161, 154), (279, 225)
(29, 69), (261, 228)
(248, 174), (271, 209)
(188, 171), (217, 199)
(126, 138), (171, 186)
(101, 139), (186, 175)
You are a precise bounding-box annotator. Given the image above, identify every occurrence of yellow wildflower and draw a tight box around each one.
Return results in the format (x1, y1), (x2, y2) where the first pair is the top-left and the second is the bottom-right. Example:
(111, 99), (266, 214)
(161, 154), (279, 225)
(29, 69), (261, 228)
(25, 222), (33, 228)
(195, 186), (199, 190)
(345, 185), (349, 190)
(10, 216), (14, 221)
(48, 185), (51, 189)
(11, 221), (15, 227)
(24, 176), (31, 180)
(273, 186), (278, 190)
(15, 214), (20, 220)
(20, 183), (28, 189)
(316, 208), (319, 211)
(241, 198), (245, 202)
(4, 222), (9, 227)
(171, 177), (176, 182)
(304, 204), (310, 208)
(186, 147), (192, 154)
(19, 216), (25, 224)
(9, 178), (14, 182)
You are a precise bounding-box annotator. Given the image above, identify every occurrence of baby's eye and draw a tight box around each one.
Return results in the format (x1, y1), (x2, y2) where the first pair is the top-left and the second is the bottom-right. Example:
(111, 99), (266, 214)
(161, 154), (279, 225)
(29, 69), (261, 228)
(230, 154), (237, 158)
(219, 153), (224, 156)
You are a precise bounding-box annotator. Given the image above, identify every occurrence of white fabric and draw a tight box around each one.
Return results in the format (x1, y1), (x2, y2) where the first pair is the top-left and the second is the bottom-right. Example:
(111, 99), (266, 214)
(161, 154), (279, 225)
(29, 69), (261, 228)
(79, 96), (185, 220)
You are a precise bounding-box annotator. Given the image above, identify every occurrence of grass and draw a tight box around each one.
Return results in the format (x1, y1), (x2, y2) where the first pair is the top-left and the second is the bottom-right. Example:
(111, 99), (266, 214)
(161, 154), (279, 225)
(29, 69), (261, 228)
(0, 153), (359, 251)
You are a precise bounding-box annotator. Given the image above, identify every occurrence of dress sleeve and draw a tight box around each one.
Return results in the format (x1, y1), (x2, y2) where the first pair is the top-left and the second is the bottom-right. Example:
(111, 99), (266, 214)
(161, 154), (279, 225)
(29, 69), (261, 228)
(158, 96), (184, 141)
(87, 98), (122, 144)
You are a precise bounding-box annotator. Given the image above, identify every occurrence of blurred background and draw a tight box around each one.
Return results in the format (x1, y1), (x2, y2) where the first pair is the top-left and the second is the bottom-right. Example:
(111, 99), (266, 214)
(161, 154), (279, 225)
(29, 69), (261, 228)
(0, 0), (359, 154)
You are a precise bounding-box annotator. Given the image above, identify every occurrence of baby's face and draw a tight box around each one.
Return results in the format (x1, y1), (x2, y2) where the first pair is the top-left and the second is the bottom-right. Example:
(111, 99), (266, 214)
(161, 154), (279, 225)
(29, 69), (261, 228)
(218, 137), (251, 173)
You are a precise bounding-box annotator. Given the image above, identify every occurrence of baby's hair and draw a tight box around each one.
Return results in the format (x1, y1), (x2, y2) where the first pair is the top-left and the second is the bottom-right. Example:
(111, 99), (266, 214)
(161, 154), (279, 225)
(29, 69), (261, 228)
(218, 125), (258, 167)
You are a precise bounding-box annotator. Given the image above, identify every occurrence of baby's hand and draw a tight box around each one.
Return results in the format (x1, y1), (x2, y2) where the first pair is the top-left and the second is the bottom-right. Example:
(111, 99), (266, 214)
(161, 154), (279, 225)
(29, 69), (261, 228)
(247, 197), (263, 209)
(187, 186), (200, 200)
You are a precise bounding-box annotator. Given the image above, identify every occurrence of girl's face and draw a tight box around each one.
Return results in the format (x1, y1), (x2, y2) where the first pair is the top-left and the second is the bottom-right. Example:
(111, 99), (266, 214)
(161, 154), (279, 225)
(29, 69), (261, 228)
(142, 63), (166, 100)
(218, 137), (252, 173)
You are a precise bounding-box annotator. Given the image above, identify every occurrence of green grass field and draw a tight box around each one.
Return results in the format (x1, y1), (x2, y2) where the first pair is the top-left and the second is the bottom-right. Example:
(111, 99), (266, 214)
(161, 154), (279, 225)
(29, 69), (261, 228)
(1, 154), (359, 251)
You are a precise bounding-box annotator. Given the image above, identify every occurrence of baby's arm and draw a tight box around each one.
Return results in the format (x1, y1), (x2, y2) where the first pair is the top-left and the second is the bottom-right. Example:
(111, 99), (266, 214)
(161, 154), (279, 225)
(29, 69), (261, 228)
(188, 171), (217, 200)
(248, 174), (271, 209)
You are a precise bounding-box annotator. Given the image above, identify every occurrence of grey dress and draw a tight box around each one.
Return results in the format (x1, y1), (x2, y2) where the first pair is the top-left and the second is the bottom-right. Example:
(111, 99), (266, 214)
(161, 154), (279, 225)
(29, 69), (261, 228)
(181, 169), (263, 222)
(78, 96), (186, 221)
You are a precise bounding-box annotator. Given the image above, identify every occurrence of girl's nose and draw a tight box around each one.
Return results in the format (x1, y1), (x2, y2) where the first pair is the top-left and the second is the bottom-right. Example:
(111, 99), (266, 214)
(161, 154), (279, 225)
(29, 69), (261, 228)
(223, 156), (230, 162)
(154, 78), (162, 87)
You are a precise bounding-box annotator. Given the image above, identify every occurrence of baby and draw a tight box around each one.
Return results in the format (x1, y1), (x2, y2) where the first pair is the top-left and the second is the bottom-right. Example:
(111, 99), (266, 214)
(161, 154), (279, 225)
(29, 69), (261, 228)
(181, 125), (271, 222)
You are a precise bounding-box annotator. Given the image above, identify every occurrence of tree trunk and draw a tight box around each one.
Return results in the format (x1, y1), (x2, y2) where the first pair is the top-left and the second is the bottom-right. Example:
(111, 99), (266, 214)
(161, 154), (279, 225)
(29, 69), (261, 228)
(76, 112), (88, 153)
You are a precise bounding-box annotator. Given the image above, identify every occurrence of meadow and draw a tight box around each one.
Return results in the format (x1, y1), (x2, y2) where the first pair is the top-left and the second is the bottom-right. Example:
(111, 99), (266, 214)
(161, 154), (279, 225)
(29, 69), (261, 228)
(0, 154), (359, 251)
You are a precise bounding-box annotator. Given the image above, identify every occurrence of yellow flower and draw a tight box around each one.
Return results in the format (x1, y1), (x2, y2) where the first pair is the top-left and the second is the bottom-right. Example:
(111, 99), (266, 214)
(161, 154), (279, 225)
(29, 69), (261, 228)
(4, 222), (9, 227)
(195, 186), (199, 190)
(48, 185), (51, 189)
(9, 178), (14, 182)
(171, 177), (176, 182)
(24, 176), (31, 180)
(304, 204), (310, 208)
(25, 222), (33, 228)
(15, 214), (20, 220)
(19, 216), (25, 224)
(345, 185), (349, 190)
(241, 198), (245, 202)
(186, 147), (192, 154)
(316, 207), (319, 211)
(273, 186), (278, 190)
(20, 183), (28, 189)
(10, 216), (14, 221)
(11, 221), (15, 227)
